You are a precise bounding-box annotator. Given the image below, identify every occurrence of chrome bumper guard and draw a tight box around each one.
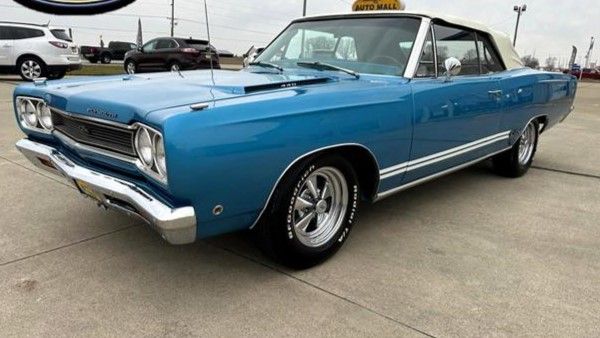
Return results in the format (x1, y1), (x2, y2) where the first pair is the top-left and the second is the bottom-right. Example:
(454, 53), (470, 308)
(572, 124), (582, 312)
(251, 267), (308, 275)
(16, 139), (197, 245)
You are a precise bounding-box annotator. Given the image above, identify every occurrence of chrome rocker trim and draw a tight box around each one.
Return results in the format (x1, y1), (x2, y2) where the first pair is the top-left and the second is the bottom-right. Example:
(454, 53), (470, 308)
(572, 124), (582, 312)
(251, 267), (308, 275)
(379, 131), (511, 179)
(376, 146), (512, 201)
(16, 138), (197, 245)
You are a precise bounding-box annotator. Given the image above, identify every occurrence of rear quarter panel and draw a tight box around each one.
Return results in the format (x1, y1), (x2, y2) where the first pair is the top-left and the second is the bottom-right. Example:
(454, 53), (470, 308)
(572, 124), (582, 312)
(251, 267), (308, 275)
(498, 68), (577, 133)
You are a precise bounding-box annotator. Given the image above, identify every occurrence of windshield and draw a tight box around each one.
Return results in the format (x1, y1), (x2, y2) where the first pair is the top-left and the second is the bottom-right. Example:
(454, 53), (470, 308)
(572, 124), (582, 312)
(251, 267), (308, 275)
(50, 29), (72, 42)
(255, 17), (421, 76)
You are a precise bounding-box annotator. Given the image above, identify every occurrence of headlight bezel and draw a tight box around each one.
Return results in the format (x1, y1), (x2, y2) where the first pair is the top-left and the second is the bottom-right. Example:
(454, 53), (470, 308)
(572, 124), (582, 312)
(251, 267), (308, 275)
(36, 100), (53, 130)
(16, 96), (52, 133)
(133, 123), (168, 184)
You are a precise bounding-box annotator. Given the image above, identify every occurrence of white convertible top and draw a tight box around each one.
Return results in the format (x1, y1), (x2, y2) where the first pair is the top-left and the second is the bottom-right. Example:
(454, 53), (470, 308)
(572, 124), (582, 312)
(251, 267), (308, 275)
(297, 10), (524, 70)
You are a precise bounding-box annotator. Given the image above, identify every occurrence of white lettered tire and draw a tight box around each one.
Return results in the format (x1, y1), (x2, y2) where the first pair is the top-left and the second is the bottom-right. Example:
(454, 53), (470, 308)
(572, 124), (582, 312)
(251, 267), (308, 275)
(255, 155), (360, 269)
(493, 120), (540, 178)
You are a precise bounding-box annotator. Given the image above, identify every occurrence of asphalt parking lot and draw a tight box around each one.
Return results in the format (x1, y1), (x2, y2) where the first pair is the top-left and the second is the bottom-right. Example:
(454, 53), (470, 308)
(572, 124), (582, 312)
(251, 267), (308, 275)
(0, 78), (599, 337)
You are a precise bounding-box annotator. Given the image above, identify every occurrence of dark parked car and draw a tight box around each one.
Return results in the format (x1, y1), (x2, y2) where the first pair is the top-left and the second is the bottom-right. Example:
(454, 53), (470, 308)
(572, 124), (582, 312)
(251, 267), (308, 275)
(80, 41), (137, 64)
(123, 37), (220, 74)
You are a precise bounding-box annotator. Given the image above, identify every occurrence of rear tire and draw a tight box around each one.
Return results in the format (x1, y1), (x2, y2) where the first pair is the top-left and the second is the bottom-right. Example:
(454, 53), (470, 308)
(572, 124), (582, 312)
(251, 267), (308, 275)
(493, 120), (540, 178)
(100, 54), (112, 64)
(18, 56), (47, 81)
(255, 155), (360, 269)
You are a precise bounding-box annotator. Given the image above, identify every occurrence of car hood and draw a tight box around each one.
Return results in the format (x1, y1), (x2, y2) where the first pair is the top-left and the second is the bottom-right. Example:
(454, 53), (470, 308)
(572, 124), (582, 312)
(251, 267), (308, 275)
(16, 70), (334, 125)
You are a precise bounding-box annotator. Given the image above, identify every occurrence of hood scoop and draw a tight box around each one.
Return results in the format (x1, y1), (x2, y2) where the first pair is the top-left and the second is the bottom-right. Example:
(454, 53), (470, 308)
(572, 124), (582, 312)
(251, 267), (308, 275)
(244, 77), (330, 94)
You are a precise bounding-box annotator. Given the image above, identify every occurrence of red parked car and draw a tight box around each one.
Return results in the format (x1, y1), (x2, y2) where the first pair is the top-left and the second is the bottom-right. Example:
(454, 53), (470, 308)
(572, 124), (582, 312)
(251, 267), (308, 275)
(565, 68), (600, 80)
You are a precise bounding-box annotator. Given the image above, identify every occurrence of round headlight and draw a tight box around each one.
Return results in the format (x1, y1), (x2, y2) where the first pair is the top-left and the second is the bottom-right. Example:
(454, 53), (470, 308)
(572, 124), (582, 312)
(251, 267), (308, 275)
(135, 128), (153, 167)
(153, 134), (166, 176)
(21, 100), (38, 128)
(36, 101), (53, 130)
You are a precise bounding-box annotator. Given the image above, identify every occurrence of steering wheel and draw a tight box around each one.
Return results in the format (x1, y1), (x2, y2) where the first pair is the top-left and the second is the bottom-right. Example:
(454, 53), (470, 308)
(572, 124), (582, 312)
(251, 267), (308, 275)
(368, 55), (401, 66)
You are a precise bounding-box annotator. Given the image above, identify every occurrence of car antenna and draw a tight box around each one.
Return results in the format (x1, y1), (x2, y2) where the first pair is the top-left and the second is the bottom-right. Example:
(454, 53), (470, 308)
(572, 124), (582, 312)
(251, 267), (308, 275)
(203, 0), (216, 87)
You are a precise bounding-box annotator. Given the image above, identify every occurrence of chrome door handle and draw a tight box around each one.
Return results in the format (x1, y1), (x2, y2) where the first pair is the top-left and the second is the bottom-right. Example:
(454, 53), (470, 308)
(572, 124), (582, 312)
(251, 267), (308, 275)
(488, 90), (503, 99)
(2, 44), (11, 48)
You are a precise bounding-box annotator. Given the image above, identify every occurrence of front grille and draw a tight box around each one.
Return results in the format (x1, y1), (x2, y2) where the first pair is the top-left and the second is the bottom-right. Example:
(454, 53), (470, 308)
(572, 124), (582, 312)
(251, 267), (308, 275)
(51, 109), (136, 157)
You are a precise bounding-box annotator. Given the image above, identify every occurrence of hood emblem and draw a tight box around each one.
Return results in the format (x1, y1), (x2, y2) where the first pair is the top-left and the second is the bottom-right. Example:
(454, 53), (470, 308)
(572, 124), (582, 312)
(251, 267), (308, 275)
(87, 108), (118, 120)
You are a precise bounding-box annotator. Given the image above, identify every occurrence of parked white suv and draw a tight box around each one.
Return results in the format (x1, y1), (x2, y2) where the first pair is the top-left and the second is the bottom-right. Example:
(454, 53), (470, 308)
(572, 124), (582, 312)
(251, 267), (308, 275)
(0, 22), (81, 81)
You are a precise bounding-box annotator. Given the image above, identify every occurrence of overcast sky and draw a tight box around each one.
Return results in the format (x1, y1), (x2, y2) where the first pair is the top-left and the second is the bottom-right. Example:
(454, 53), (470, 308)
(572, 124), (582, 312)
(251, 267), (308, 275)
(1, 0), (597, 66)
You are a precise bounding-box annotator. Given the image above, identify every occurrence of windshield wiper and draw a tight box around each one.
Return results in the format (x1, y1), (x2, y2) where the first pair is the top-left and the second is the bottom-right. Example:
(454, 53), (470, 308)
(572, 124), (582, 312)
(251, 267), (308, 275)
(249, 61), (284, 73)
(296, 61), (359, 79)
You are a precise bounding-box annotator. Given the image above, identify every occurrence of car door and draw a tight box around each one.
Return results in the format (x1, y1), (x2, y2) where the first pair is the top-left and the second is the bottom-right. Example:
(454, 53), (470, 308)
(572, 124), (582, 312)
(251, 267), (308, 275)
(137, 39), (160, 71)
(406, 23), (506, 182)
(154, 38), (179, 70)
(0, 26), (15, 67)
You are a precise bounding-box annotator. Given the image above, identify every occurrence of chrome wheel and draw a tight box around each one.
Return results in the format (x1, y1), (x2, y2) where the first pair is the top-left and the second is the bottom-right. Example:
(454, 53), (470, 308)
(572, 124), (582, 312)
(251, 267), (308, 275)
(292, 167), (348, 248)
(518, 123), (536, 165)
(126, 62), (136, 74)
(170, 63), (180, 72)
(21, 60), (42, 80)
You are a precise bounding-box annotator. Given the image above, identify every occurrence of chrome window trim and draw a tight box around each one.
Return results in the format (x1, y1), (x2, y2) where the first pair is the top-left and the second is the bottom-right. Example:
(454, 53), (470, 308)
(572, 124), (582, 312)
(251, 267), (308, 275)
(403, 17), (431, 79)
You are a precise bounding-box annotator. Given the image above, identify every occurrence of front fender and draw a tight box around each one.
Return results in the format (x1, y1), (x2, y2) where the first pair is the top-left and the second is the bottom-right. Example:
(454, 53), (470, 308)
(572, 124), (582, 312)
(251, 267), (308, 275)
(160, 80), (413, 238)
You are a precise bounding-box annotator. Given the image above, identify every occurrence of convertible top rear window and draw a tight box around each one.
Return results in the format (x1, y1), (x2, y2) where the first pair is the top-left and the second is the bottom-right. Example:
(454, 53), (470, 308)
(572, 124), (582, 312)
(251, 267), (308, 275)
(256, 17), (421, 76)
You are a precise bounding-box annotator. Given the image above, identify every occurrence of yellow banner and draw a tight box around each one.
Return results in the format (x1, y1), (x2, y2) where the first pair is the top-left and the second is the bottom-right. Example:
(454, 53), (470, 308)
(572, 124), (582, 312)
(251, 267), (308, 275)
(352, 0), (405, 11)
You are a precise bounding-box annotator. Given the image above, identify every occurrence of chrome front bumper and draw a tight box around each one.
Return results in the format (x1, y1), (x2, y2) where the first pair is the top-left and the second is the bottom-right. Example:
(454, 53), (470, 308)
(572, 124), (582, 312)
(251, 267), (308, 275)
(16, 139), (197, 245)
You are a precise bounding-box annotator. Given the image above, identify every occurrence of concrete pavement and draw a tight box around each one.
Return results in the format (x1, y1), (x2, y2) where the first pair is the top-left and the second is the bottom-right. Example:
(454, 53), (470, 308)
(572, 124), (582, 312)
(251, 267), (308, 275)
(0, 79), (599, 337)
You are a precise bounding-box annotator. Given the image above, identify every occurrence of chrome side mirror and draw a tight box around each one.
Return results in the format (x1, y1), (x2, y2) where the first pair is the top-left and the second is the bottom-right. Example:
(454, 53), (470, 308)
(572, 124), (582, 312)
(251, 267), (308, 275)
(243, 46), (259, 67)
(444, 57), (462, 81)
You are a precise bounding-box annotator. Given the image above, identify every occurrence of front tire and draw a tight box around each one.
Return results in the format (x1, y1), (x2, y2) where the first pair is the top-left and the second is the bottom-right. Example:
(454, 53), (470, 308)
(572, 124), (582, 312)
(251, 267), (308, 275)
(255, 155), (360, 269)
(169, 61), (181, 72)
(125, 60), (137, 74)
(18, 57), (47, 81)
(47, 69), (66, 80)
(493, 120), (540, 178)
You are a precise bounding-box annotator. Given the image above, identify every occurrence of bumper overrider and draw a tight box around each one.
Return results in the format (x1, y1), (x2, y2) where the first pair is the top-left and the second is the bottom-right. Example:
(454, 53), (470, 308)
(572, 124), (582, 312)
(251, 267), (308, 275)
(16, 139), (197, 245)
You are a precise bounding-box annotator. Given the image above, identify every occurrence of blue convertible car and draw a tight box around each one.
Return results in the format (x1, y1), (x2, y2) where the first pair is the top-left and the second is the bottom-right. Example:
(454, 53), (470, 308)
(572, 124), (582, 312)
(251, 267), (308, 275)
(13, 11), (577, 268)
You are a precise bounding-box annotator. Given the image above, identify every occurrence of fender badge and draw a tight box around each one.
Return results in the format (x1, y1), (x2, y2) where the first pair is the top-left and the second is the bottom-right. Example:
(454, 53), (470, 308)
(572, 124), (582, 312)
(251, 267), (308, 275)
(12, 0), (137, 15)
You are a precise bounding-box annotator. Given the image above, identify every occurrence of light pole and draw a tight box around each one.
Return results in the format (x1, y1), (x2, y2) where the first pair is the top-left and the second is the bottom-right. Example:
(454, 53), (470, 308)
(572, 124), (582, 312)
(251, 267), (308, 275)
(170, 0), (175, 37)
(513, 4), (527, 47)
(303, 0), (307, 16)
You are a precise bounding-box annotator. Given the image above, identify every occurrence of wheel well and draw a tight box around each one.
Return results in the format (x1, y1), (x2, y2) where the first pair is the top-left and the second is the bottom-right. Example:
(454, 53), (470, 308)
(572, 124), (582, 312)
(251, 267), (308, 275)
(535, 115), (548, 133)
(100, 52), (112, 58)
(16, 54), (45, 67)
(302, 145), (380, 202)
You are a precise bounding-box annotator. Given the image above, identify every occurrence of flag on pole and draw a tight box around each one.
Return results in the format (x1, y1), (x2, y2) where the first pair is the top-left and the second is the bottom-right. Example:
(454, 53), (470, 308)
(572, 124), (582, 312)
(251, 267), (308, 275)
(568, 46), (578, 70)
(137, 18), (143, 48)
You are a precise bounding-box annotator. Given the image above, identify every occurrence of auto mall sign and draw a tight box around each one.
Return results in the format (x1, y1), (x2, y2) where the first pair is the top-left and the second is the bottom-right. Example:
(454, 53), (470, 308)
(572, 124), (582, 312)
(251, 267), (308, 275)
(13, 0), (137, 14)
(352, 0), (406, 11)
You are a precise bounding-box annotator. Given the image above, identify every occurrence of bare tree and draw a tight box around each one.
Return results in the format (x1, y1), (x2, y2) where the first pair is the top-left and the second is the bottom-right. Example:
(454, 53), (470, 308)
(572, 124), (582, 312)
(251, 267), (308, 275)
(544, 57), (557, 71)
(521, 55), (539, 69)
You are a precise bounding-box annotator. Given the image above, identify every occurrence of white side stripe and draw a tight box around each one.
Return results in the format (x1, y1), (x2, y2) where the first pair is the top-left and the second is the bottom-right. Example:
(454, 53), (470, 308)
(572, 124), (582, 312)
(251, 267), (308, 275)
(380, 131), (511, 180)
